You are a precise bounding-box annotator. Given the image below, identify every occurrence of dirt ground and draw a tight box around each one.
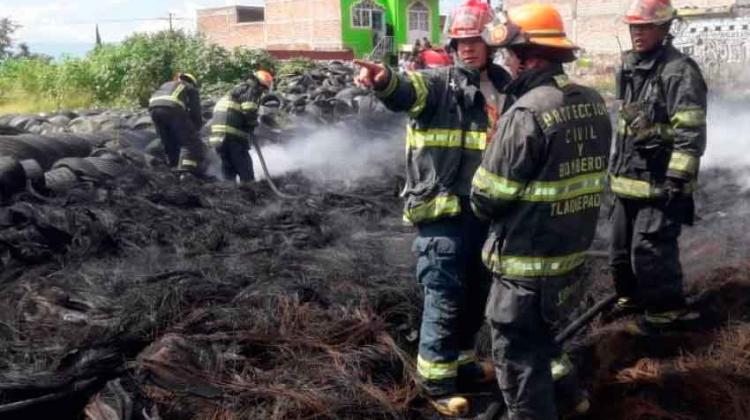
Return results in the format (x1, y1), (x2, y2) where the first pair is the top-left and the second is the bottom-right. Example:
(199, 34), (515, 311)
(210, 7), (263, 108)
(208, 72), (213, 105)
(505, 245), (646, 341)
(0, 103), (749, 420)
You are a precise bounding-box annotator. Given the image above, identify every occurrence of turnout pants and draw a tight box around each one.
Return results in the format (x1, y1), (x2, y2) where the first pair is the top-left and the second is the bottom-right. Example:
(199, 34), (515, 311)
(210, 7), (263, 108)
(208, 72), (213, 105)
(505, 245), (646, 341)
(218, 137), (254, 182)
(412, 198), (491, 396)
(150, 107), (206, 174)
(486, 273), (583, 420)
(609, 197), (685, 312)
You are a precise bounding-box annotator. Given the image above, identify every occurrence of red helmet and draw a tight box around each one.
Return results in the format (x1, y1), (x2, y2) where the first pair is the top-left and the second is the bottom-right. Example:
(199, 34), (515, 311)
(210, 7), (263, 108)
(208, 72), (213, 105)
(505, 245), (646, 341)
(624, 0), (675, 25)
(446, 0), (495, 46)
(422, 49), (453, 68)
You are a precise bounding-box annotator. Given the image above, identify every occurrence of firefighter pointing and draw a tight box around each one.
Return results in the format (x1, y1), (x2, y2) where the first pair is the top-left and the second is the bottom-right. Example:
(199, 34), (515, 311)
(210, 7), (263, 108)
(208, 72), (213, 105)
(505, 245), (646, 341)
(608, 0), (707, 333)
(472, 4), (612, 418)
(355, 0), (512, 416)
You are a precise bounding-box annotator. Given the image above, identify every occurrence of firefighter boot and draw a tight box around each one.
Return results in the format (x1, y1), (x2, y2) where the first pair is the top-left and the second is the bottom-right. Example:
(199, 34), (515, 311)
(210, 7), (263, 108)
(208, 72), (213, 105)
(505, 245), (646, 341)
(559, 389), (590, 419)
(553, 356), (590, 418)
(605, 266), (642, 321)
(428, 395), (470, 417)
(625, 308), (703, 335)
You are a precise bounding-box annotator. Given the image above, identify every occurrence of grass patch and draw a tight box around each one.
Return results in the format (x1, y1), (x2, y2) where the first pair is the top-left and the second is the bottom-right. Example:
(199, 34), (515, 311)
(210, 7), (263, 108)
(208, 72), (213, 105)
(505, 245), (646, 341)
(0, 89), (95, 114)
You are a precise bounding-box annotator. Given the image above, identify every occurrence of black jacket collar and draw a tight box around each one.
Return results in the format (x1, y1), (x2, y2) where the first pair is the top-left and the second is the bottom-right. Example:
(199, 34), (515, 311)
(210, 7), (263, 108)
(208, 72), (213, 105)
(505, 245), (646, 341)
(506, 64), (565, 98)
(622, 38), (676, 72)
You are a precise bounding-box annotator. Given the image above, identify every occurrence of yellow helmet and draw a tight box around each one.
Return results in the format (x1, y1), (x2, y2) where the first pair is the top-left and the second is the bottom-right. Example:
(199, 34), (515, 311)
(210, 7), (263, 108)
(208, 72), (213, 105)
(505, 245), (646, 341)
(178, 72), (199, 87)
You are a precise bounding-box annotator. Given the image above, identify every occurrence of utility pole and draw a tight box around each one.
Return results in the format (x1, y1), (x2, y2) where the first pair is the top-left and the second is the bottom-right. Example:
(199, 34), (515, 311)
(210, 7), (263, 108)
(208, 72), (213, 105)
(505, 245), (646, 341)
(168, 12), (174, 32)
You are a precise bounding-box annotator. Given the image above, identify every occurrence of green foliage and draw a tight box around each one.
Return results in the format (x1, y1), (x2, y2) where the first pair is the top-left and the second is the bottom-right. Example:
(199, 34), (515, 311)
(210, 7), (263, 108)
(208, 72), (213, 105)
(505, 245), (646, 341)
(0, 30), (279, 112)
(0, 17), (19, 59)
(277, 57), (318, 76)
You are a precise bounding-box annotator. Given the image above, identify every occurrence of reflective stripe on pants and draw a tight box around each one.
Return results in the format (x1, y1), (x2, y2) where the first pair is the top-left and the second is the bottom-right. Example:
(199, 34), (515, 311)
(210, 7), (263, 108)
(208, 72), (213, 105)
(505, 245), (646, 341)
(608, 197), (686, 312)
(148, 107), (207, 175)
(413, 200), (490, 396)
(486, 273), (583, 419)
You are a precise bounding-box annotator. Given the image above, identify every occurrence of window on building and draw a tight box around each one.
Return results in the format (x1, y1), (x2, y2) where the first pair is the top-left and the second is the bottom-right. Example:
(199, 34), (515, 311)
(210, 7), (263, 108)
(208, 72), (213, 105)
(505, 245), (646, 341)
(409, 2), (430, 32)
(236, 7), (264, 23)
(715, 25), (721, 31)
(729, 25), (735, 30)
(690, 27), (696, 33)
(352, 0), (378, 28)
(744, 24), (749, 30)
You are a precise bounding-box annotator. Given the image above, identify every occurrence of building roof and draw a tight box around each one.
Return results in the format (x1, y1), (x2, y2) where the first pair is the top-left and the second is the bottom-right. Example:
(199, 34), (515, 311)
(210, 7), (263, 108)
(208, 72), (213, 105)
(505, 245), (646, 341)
(677, 5), (735, 18)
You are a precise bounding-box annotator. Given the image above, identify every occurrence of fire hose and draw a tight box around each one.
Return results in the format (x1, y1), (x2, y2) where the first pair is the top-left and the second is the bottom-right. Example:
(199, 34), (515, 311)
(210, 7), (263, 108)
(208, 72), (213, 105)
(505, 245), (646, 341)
(251, 136), (300, 200)
(250, 137), (397, 216)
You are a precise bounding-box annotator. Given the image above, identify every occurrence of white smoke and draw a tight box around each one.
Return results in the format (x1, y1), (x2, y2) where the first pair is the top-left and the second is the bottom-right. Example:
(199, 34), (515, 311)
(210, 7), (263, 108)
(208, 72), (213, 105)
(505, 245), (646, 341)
(680, 98), (750, 277)
(703, 98), (750, 186)
(251, 119), (405, 187)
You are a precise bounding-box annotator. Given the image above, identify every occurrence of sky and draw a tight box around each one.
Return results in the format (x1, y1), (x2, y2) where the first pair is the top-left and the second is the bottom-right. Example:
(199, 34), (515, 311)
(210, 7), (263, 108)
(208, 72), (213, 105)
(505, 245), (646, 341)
(4, 0), (465, 58)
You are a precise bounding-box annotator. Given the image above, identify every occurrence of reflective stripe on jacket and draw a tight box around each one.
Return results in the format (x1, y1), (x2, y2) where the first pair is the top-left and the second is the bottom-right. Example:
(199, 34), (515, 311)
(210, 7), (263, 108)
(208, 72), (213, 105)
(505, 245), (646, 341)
(375, 64), (510, 225)
(609, 44), (707, 201)
(148, 80), (202, 128)
(471, 67), (612, 279)
(209, 83), (262, 147)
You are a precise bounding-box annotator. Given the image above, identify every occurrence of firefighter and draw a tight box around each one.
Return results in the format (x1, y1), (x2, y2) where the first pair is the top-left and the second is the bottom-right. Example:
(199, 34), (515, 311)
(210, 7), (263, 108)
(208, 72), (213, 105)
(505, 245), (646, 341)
(148, 73), (207, 176)
(209, 70), (273, 184)
(471, 4), (612, 418)
(608, 0), (707, 331)
(354, 0), (512, 415)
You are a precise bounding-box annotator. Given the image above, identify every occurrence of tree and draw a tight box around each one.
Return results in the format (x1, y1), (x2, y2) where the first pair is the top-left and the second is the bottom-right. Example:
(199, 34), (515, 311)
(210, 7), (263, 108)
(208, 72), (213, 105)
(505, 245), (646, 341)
(14, 42), (51, 61)
(0, 17), (19, 59)
(15, 43), (30, 57)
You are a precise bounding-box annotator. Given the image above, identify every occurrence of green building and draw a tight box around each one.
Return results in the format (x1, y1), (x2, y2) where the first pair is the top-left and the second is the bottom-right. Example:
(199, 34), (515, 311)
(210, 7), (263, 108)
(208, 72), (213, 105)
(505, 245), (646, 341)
(340, 0), (442, 58)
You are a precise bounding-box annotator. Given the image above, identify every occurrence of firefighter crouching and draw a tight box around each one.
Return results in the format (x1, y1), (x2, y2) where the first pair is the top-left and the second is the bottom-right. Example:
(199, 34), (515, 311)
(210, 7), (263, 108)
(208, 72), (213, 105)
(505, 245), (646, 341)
(209, 70), (273, 184)
(354, 0), (512, 415)
(608, 0), (707, 332)
(470, 4), (612, 418)
(148, 73), (207, 176)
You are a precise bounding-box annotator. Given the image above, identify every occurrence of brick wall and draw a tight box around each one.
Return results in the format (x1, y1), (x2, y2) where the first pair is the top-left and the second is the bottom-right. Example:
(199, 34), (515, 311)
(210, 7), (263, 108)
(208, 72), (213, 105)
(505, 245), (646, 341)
(197, 7), (266, 49)
(197, 0), (345, 52)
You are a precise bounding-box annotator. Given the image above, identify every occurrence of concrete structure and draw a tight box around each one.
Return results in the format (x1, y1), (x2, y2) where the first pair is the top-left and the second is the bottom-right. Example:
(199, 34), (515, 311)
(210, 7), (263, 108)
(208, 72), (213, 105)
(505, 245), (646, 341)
(197, 0), (441, 59)
(672, 3), (750, 83)
(500, 0), (748, 84)
(502, 0), (736, 54)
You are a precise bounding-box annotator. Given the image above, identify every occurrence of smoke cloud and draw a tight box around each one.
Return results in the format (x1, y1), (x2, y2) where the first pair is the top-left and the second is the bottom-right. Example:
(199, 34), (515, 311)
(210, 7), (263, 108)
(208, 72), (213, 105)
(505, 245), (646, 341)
(703, 98), (750, 186)
(680, 98), (750, 277)
(251, 118), (406, 188)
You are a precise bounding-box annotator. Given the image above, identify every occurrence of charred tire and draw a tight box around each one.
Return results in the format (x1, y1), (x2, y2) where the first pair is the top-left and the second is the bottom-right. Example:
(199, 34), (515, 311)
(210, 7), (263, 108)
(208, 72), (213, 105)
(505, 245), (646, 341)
(44, 167), (79, 192)
(84, 157), (126, 178)
(0, 157), (27, 203)
(52, 158), (104, 180)
(19, 159), (46, 190)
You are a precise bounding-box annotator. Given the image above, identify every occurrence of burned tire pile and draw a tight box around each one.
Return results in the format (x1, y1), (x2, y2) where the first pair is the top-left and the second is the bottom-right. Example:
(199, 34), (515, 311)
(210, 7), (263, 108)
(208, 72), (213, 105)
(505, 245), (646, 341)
(0, 63), (426, 420)
(0, 66), (749, 420)
(0, 166), (423, 420)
